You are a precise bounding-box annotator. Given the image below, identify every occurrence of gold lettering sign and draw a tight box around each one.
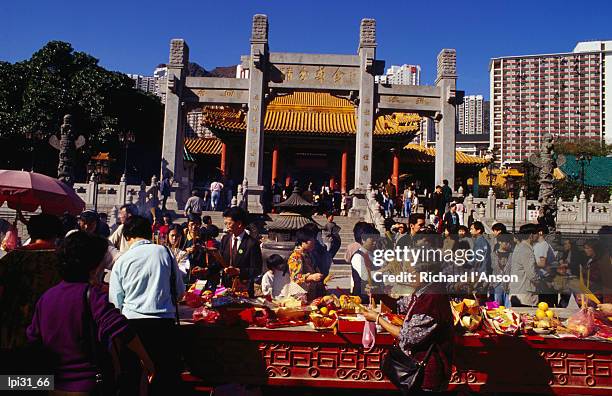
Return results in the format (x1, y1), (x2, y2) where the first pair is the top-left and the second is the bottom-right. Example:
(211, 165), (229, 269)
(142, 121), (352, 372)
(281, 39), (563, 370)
(299, 67), (308, 81)
(363, 155), (369, 161)
(333, 69), (344, 84)
(315, 66), (325, 82)
(416, 97), (425, 104)
(363, 109), (370, 116)
(389, 96), (399, 103)
(224, 90), (234, 97)
(249, 161), (256, 168)
(284, 67), (293, 81)
(252, 104), (258, 111)
(362, 165), (368, 172)
(364, 132), (370, 138)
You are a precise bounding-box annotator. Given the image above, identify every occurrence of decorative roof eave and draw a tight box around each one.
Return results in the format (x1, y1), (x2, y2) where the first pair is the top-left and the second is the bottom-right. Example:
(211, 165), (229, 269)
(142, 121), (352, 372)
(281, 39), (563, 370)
(184, 137), (223, 155)
(402, 143), (491, 167)
(200, 92), (422, 137)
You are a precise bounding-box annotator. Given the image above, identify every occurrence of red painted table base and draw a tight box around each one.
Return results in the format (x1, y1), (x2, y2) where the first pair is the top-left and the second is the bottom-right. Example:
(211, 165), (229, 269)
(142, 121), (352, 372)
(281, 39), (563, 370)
(180, 324), (612, 394)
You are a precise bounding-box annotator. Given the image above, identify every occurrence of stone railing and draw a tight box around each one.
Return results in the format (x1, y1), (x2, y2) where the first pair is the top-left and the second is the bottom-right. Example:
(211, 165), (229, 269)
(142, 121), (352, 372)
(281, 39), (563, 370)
(73, 175), (160, 209)
(463, 188), (611, 233)
(230, 179), (248, 210)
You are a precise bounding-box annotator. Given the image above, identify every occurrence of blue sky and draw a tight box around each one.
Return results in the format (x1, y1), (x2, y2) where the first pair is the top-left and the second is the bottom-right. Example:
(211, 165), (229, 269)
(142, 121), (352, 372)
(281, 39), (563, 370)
(2, 0), (611, 99)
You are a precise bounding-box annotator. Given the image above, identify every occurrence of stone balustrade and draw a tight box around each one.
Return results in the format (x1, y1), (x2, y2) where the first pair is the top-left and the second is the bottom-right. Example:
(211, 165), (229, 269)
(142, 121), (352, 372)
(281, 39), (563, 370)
(463, 188), (611, 233)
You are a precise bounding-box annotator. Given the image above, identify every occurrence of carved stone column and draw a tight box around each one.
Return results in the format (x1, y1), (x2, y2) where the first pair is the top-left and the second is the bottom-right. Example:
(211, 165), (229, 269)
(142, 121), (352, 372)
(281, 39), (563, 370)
(435, 49), (457, 190)
(161, 39), (189, 209)
(243, 14), (269, 214)
(349, 18), (376, 218)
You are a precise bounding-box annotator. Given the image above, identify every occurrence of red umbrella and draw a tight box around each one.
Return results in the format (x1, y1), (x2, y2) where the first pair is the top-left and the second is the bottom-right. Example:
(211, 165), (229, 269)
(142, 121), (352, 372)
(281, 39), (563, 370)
(0, 170), (86, 215)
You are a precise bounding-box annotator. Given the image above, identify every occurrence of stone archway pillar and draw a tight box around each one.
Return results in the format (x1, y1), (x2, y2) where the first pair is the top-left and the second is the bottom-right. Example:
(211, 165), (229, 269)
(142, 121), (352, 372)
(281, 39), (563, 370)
(349, 19), (376, 217)
(434, 49), (457, 191)
(243, 14), (269, 214)
(160, 39), (189, 209)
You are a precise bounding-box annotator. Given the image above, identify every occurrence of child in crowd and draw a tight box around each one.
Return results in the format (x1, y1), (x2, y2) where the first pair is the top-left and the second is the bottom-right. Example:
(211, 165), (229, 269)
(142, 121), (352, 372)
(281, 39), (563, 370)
(261, 254), (290, 299)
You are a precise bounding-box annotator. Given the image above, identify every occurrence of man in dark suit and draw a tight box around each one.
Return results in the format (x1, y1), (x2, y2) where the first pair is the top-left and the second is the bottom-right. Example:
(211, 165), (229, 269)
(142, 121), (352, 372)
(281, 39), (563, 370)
(220, 207), (262, 296)
(443, 202), (460, 234)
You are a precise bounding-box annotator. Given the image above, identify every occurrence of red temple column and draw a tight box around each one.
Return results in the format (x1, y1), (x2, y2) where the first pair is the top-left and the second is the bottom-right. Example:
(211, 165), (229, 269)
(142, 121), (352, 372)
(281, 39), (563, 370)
(330, 176), (336, 190)
(392, 149), (400, 195)
(285, 175), (292, 188)
(271, 146), (279, 182)
(341, 149), (348, 193)
(220, 143), (228, 176)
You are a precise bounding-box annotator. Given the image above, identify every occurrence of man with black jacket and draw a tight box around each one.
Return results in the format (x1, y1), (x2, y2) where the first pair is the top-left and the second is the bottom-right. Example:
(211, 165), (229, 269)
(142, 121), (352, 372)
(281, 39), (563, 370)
(220, 207), (262, 296)
(442, 202), (460, 234)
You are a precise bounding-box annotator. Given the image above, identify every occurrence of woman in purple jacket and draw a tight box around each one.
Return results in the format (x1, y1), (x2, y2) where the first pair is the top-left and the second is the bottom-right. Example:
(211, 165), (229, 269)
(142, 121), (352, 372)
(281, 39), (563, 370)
(27, 231), (155, 394)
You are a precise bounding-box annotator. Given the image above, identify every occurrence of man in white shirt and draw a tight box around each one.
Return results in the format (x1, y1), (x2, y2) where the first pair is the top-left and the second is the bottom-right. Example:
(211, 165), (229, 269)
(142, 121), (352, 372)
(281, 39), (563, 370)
(108, 204), (138, 253)
(350, 224), (380, 302)
(210, 181), (224, 211)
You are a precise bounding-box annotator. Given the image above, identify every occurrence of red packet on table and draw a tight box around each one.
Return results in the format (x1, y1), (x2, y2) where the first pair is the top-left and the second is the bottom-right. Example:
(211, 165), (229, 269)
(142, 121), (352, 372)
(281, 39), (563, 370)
(362, 321), (377, 349)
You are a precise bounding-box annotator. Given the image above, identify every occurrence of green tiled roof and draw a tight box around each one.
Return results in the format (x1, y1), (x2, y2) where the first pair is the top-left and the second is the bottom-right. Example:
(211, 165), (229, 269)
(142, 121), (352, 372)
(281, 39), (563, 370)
(560, 155), (612, 187)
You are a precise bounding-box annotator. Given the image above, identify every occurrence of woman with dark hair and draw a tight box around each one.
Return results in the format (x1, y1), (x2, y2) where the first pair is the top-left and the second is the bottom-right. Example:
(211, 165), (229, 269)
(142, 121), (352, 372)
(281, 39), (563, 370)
(362, 260), (453, 394)
(581, 240), (611, 303)
(26, 231), (155, 394)
(0, 214), (63, 350)
(166, 224), (189, 281)
(287, 228), (325, 300)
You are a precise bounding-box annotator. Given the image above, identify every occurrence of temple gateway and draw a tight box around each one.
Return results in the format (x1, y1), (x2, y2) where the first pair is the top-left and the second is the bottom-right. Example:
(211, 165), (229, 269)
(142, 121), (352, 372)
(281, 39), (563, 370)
(161, 14), (462, 216)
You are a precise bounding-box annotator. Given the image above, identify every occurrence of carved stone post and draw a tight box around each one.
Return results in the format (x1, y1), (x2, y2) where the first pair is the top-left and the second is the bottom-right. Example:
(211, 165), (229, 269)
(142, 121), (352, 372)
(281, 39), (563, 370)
(161, 39), (189, 209)
(518, 188), (527, 222)
(486, 188), (496, 219)
(434, 49), (457, 190)
(241, 14), (269, 214)
(349, 18), (376, 218)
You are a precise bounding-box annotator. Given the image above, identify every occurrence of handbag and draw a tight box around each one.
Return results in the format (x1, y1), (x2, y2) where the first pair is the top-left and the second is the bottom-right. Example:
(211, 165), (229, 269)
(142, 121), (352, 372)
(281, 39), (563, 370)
(382, 342), (437, 395)
(83, 286), (120, 396)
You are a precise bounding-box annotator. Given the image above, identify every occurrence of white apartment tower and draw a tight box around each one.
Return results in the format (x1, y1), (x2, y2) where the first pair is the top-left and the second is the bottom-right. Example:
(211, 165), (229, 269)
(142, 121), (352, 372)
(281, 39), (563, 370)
(458, 95), (484, 134)
(375, 64), (421, 85)
(490, 40), (611, 165)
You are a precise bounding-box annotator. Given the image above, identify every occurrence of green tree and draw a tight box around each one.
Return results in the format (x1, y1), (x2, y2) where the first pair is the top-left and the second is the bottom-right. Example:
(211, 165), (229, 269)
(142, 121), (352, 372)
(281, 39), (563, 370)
(555, 138), (611, 157)
(0, 41), (163, 182)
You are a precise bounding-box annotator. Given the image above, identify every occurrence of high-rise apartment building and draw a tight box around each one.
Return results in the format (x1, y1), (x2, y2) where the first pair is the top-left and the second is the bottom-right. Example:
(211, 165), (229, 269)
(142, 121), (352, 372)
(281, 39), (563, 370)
(458, 95), (485, 134)
(127, 74), (156, 94)
(490, 40), (611, 165)
(375, 64), (421, 85)
(127, 66), (168, 103)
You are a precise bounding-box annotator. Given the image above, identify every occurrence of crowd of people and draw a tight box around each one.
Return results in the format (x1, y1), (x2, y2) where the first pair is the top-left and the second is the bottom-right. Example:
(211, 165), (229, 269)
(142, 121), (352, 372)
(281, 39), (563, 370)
(362, 212), (611, 308)
(0, 187), (609, 394)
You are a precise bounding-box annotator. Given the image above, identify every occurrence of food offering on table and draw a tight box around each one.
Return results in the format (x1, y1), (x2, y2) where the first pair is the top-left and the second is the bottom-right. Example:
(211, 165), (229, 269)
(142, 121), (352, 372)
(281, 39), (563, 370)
(566, 307), (596, 337)
(338, 295), (362, 314)
(309, 311), (338, 331)
(309, 295), (340, 331)
(450, 299), (482, 332)
(481, 302), (521, 335)
(527, 302), (562, 335)
(271, 296), (310, 323)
